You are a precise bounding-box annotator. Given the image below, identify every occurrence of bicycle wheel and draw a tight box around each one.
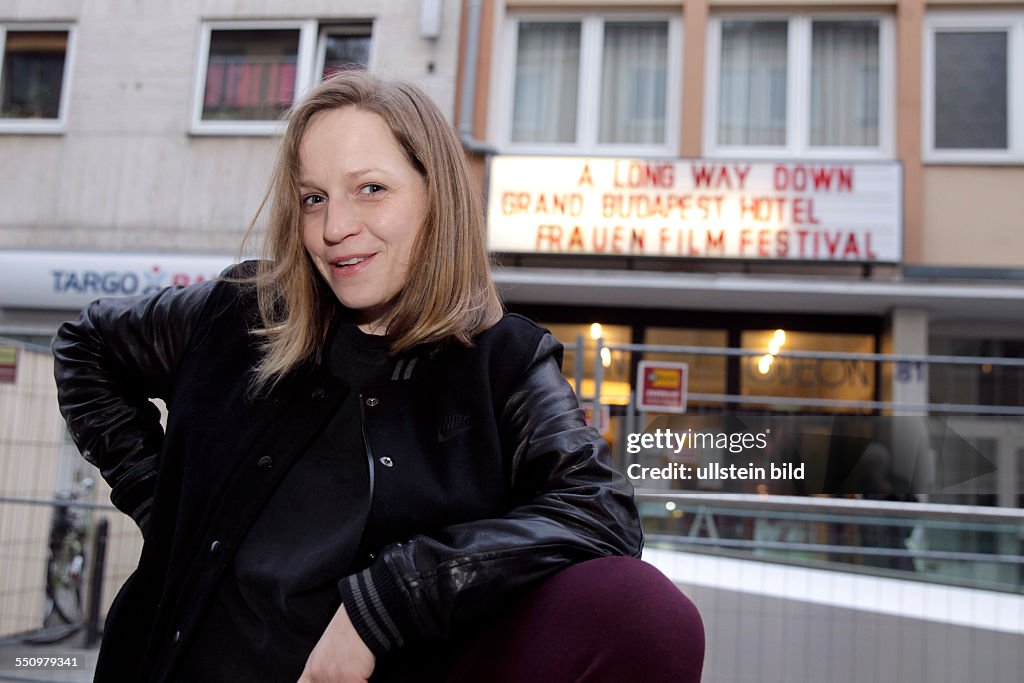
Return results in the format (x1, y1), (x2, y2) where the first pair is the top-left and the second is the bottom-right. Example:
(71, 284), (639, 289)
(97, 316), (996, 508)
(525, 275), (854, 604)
(45, 534), (85, 625)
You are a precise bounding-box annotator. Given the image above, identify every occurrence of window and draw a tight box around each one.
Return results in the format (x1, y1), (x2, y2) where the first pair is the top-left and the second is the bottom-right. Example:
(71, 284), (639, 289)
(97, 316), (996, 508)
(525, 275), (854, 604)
(201, 29), (300, 123)
(924, 13), (1024, 163)
(600, 22), (670, 145)
(740, 330), (876, 411)
(318, 26), (372, 80)
(717, 21), (788, 147)
(706, 15), (893, 158)
(643, 328), (728, 408)
(543, 322), (633, 407)
(500, 15), (681, 154)
(0, 25), (74, 132)
(510, 22), (580, 144)
(192, 21), (372, 134)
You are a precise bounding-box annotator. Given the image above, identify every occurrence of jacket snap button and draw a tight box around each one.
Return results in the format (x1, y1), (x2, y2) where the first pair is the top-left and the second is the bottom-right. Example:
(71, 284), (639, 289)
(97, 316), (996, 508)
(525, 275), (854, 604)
(367, 552), (376, 561)
(311, 388), (326, 399)
(172, 630), (181, 645)
(365, 397), (379, 407)
(257, 456), (273, 470)
(379, 456), (393, 467)
(209, 540), (221, 554)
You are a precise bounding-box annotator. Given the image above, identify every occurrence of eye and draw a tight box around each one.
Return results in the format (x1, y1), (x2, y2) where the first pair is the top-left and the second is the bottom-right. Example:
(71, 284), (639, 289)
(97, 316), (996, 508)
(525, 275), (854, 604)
(358, 183), (386, 196)
(301, 193), (325, 208)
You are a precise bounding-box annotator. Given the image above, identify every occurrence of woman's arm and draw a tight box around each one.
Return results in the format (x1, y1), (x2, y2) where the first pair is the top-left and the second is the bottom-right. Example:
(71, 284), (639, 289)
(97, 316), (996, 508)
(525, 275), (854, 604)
(337, 331), (642, 657)
(52, 277), (225, 534)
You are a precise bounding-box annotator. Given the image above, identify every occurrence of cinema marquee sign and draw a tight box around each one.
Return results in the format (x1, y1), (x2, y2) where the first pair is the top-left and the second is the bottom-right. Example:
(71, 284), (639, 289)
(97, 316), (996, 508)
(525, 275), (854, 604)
(487, 156), (902, 263)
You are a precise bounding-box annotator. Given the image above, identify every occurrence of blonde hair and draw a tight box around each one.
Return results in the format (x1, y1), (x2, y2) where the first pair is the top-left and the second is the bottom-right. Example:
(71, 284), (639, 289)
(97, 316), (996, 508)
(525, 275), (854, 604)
(241, 71), (502, 392)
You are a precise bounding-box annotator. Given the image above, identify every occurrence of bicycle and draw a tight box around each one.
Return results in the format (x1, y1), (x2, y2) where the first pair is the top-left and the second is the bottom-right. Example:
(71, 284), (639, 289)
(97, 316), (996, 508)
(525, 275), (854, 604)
(42, 477), (94, 629)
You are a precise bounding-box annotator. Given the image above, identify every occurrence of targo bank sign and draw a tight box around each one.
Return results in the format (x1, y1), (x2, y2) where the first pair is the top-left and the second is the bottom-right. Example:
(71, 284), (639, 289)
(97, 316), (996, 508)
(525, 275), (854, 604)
(487, 156), (902, 263)
(0, 252), (234, 309)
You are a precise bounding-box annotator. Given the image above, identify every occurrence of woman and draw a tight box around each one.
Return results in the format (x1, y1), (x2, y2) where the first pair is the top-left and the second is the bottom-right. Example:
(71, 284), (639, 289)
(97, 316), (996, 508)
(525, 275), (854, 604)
(53, 72), (702, 682)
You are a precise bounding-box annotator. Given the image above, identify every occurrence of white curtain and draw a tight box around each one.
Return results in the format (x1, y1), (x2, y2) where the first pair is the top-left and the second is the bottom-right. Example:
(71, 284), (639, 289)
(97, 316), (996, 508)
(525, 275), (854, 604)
(718, 21), (788, 146)
(599, 22), (668, 145)
(811, 21), (879, 147)
(512, 22), (580, 143)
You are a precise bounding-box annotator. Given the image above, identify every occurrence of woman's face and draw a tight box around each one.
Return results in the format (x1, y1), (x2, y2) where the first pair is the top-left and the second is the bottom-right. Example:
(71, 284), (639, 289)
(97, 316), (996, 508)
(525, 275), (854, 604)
(299, 106), (428, 334)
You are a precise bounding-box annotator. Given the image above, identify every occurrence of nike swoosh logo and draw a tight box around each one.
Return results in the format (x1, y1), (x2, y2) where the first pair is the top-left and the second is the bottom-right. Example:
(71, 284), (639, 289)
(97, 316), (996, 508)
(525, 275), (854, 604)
(438, 415), (473, 442)
(437, 426), (473, 443)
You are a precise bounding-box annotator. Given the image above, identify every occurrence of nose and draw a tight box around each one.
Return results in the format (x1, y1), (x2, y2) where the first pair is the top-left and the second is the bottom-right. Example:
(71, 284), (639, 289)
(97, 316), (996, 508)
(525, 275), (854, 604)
(322, 200), (361, 244)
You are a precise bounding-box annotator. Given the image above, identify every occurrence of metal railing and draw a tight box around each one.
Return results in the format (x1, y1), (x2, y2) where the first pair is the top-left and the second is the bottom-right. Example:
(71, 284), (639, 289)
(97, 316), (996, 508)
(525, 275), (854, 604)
(558, 335), (1024, 591)
(1, 334), (1021, 670)
(586, 338), (1024, 417)
(636, 491), (1024, 593)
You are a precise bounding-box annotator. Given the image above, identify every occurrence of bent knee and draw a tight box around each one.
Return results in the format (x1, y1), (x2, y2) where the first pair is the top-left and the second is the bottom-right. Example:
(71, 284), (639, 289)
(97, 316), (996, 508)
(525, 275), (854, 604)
(522, 557), (705, 681)
(549, 556), (702, 629)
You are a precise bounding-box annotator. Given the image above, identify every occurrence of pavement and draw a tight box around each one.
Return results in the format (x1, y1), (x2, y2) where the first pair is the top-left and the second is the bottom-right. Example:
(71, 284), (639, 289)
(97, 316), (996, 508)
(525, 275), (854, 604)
(0, 627), (98, 683)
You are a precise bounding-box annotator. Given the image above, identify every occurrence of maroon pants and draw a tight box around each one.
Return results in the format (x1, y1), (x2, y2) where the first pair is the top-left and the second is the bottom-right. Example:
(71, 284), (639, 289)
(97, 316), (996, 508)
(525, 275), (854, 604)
(375, 557), (705, 682)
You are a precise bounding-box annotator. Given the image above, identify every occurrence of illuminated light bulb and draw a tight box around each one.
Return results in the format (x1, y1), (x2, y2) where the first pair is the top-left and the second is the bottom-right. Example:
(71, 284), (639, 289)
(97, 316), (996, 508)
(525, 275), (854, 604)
(665, 501), (676, 511)
(768, 339), (782, 356)
(773, 329), (786, 345)
(600, 347), (612, 368)
(758, 354), (774, 374)
(590, 323), (603, 340)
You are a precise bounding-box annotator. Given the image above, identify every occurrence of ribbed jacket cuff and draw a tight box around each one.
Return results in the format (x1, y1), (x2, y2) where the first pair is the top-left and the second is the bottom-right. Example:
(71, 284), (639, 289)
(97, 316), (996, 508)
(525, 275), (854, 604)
(108, 461), (157, 536)
(338, 562), (417, 657)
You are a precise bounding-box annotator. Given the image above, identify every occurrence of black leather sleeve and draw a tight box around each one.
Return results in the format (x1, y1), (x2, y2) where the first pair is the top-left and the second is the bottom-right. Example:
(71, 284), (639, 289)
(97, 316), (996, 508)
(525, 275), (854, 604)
(339, 332), (642, 652)
(51, 278), (225, 534)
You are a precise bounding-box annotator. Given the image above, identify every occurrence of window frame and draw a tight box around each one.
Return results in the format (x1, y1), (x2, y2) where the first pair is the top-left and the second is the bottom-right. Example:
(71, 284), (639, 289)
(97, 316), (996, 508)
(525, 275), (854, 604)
(494, 12), (683, 157)
(704, 12), (895, 160)
(923, 11), (1024, 164)
(314, 22), (375, 81)
(190, 20), (374, 136)
(0, 23), (76, 134)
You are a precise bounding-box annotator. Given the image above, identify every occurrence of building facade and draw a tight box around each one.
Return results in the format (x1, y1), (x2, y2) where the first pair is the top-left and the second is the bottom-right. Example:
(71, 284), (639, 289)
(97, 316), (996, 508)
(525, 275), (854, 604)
(0, 0), (1022, 504)
(459, 0), (1024, 505)
(0, 0), (466, 636)
(0, 0), (462, 329)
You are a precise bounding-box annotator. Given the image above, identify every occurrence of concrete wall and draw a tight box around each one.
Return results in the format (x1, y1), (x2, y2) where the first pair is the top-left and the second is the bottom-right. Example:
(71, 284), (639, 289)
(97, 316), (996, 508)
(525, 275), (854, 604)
(647, 548), (1024, 683)
(688, 581), (1022, 683)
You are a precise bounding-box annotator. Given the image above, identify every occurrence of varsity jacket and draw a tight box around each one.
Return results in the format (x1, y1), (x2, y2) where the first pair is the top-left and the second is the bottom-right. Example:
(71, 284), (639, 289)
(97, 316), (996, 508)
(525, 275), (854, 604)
(52, 265), (643, 682)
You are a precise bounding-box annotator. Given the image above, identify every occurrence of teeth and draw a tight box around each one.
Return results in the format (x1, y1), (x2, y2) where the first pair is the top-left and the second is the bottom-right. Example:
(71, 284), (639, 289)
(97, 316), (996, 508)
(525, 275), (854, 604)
(335, 257), (367, 267)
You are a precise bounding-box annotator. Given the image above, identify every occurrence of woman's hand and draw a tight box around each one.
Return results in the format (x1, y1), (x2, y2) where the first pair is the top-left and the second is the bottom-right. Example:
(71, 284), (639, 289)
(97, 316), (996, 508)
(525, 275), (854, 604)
(298, 603), (376, 683)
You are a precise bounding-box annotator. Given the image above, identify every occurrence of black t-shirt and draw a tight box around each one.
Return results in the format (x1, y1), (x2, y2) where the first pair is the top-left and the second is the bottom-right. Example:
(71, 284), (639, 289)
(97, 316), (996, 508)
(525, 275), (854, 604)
(175, 320), (392, 681)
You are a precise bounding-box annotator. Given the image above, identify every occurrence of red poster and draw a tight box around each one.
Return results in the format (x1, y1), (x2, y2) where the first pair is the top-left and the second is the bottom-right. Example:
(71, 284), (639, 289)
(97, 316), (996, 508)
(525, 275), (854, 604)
(0, 346), (17, 383)
(636, 361), (688, 413)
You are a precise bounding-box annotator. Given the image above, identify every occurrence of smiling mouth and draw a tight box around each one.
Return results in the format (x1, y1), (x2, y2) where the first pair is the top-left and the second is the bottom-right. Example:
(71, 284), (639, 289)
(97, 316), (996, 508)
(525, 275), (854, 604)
(333, 256), (370, 267)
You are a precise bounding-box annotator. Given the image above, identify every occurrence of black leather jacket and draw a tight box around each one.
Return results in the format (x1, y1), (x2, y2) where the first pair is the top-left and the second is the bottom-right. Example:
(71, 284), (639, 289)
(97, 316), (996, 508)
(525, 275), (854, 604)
(52, 268), (642, 681)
